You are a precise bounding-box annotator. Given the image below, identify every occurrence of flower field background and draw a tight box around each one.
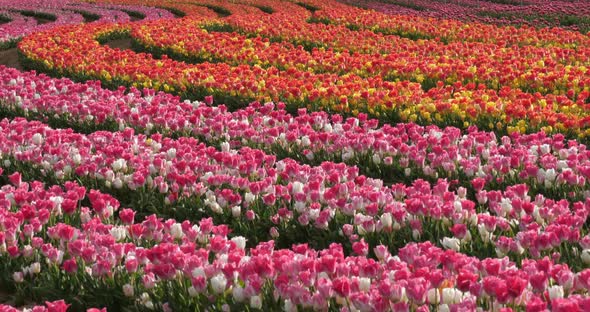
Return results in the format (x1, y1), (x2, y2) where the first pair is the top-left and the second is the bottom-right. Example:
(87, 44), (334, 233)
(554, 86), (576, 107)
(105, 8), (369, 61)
(1, 0), (590, 311)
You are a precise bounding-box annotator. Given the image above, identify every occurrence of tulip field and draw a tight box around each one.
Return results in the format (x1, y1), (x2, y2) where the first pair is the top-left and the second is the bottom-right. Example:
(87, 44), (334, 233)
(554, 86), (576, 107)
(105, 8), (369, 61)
(2, 0), (590, 311)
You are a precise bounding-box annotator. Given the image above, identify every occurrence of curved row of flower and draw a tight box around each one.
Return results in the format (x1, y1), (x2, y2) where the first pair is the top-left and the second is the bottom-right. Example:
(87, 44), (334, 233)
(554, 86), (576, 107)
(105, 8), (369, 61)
(87, 0), (590, 105)
(19, 21), (590, 137)
(0, 0), (177, 47)
(0, 9), (84, 46)
(91, 0), (590, 49)
(0, 300), (102, 312)
(19, 22), (434, 118)
(1, 173), (590, 311)
(2, 65), (590, 202)
(341, 0), (590, 32)
(65, 2), (175, 21)
(215, 5), (590, 103)
(1, 116), (590, 271)
(0, 10), (37, 46)
(303, 0), (590, 49)
(83, 0), (302, 17)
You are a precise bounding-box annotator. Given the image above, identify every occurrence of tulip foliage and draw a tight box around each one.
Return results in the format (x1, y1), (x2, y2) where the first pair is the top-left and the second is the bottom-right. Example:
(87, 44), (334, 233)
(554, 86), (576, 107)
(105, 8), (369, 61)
(3, 0), (590, 310)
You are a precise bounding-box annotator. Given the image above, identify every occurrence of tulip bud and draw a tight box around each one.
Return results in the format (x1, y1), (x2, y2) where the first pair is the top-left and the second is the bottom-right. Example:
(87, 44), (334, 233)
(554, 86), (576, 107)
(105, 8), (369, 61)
(231, 236), (246, 250)
(211, 274), (227, 294)
(232, 286), (245, 302)
(250, 295), (262, 309)
(220, 141), (230, 152)
(284, 299), (296, 312)
(372, 154), (381, 164)
(380, 213), (393, 229)
(170, 223), (184, 239)
(123, 284), (134, 297)
(13, 271), (24, 283)
(270, 227), (280, 238)
(359, 277), (371, 292)
(32, 133), (44, 145)
(188, 286), (198, 298)
(167, 148), (176, 159)
(441, 237), (461, 252)
(231, 205), (241, 217)
(548, 285), (564, 300)
(30, 262), (41, 275)
(374, 245), (389, 260)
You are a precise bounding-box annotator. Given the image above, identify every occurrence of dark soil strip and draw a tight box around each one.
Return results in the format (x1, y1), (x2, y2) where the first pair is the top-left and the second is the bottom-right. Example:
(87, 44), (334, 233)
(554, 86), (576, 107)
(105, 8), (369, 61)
(0, 15), (10, 25)
(252, 5), (274, 14)
(155, 6), (186, 18)
(69, 9), (100, 23)
(193, 4), (231, 17)
(295, 2), (320, 12)
(103, 38), (133, 51)
(17, 11), (57, 24)
(0, 48), (23, 71)
(120, 9), (145, 22)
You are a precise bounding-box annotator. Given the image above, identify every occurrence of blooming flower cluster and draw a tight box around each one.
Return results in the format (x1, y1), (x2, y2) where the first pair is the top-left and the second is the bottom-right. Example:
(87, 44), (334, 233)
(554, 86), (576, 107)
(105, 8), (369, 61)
(340, 0), (590, 32)
(2, 65), (590, 201)
(3, 0), (590, 310)
(0, 0), (174, 46)
(1, 171), (590, 311)
(307, 0), (590, 48)
(0, 300), (104, 312)
(1, 73), (590, 269)
(17, 0), (590, 138)
(0, 9), (84, 46)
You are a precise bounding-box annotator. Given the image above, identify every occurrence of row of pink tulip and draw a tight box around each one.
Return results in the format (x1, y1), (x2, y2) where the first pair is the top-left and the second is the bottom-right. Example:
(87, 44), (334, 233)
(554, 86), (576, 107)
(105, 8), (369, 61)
(1, 66), (589, 202)
(0, 0), (173, 45)
(341, 0), (590, 31)
(1, 115), (590, 269)
(0, 300), (104, 312)
(1, 174), (589, 311)
(0, 9), (84, 45)
(0, 10), (38, 43)
(66, 3), (175, 21)
(305, 0), (590, 48)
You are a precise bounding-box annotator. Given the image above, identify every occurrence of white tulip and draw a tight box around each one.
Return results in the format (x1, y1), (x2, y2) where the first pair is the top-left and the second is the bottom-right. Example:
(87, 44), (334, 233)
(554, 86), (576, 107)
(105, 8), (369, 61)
(231, 236), (246, 250)
(548, 285), (564, 300)
(170, 223), (184, 239)
(359, 277), (371, 292)
(250, 295), (262, 309)
(211, 274), (227, 294)
(441, 237), (461, 252)
(123, 283), (134, 297)
(32, 133), (44, 145)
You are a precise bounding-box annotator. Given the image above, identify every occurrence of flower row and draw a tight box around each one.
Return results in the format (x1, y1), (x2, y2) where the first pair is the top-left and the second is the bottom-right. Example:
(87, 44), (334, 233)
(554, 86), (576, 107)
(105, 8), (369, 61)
(0, 175), (589, 311)
(0, 9), (83, 45)
(307, 0), (590, 48)
(219, 3), (590, 102)
(18, 20), (590, 137)
(3, 65), (590, 202)
(341, 0), (590, 32)
(0, 68), (590, 198)
(1, 115), (590, 269)
(0, 0), (175, 46)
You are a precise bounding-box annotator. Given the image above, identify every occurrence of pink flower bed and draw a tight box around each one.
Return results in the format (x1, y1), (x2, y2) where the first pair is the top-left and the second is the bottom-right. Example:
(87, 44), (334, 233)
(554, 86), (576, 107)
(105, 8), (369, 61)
(0, 170), (589, 311)
(1, 0), (590, 310)
(0, 0), (172, 45)
(345, 0), (590, 31)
